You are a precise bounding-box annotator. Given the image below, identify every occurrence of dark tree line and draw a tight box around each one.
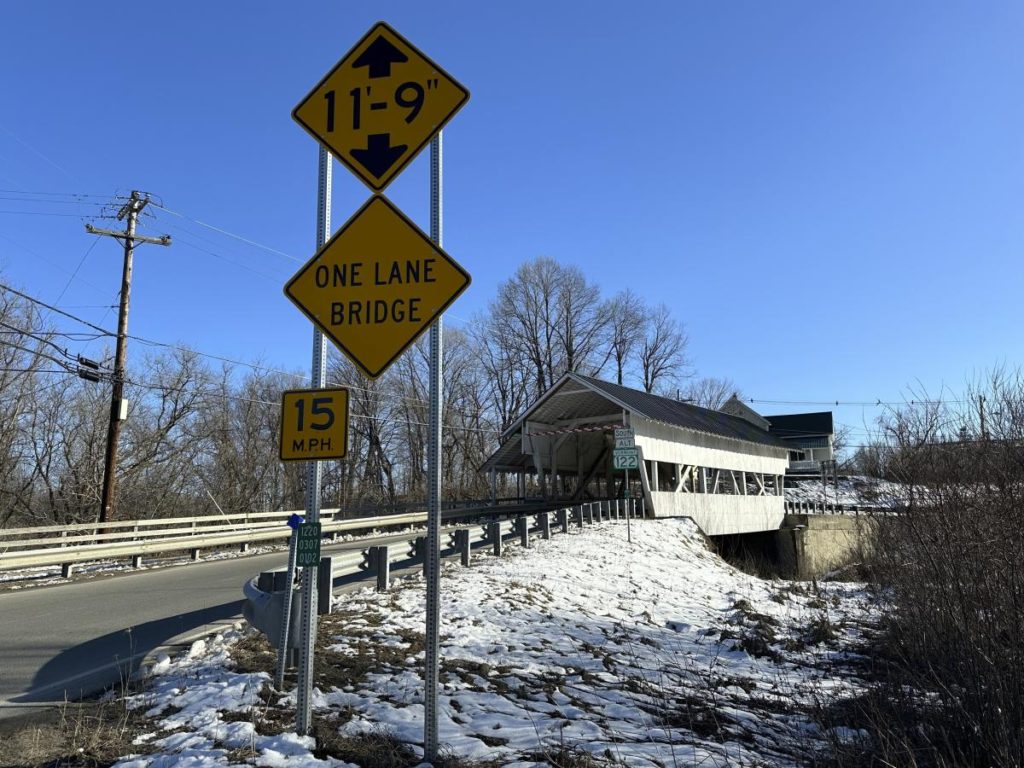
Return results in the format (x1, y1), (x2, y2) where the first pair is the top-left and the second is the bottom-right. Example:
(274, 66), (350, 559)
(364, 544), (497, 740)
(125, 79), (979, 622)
(0, 256), (733, 527)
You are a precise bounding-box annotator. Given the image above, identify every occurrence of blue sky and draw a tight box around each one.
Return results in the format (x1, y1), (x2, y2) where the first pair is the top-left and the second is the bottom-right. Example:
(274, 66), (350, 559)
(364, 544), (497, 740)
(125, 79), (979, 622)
(1, 1), (1022, 447)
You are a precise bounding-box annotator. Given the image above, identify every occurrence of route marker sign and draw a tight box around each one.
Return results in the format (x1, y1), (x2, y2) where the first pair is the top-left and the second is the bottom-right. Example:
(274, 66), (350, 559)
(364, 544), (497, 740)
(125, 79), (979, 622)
(280, 388), (349, 461)
(295, 522), (322, 568)
(613, 447), (639, 470)
(292, 21), (470, 192)
(284, 195), (471, 379)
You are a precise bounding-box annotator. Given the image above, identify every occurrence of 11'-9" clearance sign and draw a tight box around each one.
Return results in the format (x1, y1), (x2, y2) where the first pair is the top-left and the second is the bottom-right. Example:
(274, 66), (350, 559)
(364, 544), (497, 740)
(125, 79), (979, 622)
(284, 195), (470, 380)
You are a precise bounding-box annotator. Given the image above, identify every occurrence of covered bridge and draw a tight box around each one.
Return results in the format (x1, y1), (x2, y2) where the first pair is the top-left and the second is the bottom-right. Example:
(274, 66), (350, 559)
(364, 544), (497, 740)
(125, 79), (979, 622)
(481, 374), (797, 536)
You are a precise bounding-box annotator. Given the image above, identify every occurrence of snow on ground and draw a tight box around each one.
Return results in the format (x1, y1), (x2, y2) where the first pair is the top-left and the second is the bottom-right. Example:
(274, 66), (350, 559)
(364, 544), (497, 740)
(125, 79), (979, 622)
(112, 519), (878, 767)
(785, 475), (910, 508)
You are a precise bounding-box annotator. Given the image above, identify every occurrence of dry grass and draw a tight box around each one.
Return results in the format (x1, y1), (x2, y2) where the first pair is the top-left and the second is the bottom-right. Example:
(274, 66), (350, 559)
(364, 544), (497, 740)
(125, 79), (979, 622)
(312, 721), (418, 768)
(0, 698), (152, 768)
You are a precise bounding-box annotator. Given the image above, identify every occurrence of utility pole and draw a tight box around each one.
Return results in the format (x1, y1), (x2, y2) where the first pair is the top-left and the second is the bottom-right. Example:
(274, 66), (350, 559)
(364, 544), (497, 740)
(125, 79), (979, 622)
(86, 191), (171, 523)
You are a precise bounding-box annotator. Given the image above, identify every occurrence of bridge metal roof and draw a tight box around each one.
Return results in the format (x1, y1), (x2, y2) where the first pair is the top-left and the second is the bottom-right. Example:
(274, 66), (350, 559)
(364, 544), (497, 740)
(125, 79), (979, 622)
(573, 375), (792, 448)
(482, 373), (790, 472)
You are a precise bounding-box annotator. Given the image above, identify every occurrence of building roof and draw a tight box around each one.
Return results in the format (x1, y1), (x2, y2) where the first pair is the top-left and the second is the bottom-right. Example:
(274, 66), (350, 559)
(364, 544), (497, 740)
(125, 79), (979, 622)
(570, 375), (791, 449)
(764, 411), (834, 437)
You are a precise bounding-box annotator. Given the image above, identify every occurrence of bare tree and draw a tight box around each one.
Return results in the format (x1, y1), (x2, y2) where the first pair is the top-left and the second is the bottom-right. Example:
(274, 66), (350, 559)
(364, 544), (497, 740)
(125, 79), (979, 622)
(639, 304), (689, 394)
(554, 264), (609, 378)
(491, 257), (562, 398)
(607, 289), (647, 386)
(682, 377), (742, 409)
(470, 311), (531, 433)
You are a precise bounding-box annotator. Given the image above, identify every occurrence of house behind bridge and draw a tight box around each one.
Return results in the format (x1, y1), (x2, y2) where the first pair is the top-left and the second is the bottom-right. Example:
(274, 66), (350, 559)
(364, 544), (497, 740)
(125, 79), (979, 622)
(481, 374), (834, 536)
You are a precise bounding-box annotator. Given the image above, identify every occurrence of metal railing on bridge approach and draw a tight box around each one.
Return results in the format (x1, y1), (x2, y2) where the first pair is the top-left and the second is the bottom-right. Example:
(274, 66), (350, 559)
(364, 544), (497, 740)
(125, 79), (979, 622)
(0, 497), (615, 576)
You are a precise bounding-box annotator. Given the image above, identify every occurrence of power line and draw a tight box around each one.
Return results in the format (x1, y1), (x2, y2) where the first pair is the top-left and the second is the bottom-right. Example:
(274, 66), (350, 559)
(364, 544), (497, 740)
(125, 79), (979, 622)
(0, 210), (101, 217)
(149, 202), (301, 263)
(750, 398), (969, 407)
(0, 280), (114, 335)
(52, 238), (101, 307)
(0, 196), (110, 206)
(0, 189), (111, 199)
(123, 376), (501, 435)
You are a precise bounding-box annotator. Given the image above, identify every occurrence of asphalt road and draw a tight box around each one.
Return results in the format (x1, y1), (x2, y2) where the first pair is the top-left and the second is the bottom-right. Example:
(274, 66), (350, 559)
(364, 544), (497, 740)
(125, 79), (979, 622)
(0, 536), (422, 720)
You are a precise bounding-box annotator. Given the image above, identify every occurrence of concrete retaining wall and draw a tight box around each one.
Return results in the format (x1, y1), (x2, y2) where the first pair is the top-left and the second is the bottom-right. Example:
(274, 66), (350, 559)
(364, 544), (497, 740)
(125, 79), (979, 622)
(776, 514), (877, 578)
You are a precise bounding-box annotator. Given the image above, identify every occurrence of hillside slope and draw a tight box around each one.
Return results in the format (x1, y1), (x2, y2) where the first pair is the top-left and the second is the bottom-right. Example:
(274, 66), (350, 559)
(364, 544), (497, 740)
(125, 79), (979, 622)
(114, 519), (877, 767)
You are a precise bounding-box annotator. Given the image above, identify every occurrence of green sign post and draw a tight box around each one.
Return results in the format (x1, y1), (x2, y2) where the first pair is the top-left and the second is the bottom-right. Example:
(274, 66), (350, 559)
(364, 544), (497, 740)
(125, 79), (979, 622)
(296, 522), (322, 567)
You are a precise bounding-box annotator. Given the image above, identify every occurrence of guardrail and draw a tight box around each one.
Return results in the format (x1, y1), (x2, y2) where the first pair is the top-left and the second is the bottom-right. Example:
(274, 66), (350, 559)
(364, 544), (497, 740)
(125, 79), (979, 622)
(244, 497), (644, 651)
(0, 498), (583, 576)
(783, 500), (895, 515)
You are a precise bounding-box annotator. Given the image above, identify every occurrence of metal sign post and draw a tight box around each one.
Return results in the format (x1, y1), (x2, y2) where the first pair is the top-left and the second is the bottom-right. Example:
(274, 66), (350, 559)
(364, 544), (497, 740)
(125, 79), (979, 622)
(287, 20), (469, 752)
(423, 133), (443, 763)
(275, 512), (304, 689)
(614, 429), (636, 544)
(626, 468), (632, 543)
(295, 146), (331, 736)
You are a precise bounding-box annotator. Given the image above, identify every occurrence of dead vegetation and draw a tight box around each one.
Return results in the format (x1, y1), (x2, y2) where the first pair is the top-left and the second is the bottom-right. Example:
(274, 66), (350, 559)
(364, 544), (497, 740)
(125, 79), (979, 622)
(0, 697), (152, 768)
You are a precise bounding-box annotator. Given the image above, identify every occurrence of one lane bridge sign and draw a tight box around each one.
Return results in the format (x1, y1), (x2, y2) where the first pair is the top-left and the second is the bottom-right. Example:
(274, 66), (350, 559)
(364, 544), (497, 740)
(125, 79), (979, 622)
(280, 388), (349, 461)
(292, 21), (470, 192)
(284, 195), (471, 379)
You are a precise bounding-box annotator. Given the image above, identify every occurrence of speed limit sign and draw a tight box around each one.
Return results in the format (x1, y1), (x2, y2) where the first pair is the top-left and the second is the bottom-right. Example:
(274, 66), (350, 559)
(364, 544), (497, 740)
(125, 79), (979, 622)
(279, 388), (349, 461)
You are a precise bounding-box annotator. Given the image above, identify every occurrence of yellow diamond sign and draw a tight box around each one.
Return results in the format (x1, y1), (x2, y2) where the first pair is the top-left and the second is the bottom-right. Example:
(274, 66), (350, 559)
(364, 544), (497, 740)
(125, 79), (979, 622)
(284, 195), (471, 379)
(292, 21), (470, 192)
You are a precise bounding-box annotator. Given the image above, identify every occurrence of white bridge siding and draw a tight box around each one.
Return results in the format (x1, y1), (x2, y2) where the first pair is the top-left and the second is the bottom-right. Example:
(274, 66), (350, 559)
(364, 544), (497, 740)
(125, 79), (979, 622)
(633, 418), (790, 535)
(649, 493), (785, 536)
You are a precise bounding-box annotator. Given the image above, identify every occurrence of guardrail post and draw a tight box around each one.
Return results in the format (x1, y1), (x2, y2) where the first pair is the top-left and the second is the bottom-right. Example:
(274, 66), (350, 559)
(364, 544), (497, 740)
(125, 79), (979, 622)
(317, 558), (333, 615)
(131, 554), (142, 568)
(412, 537), (427, 573)
(190, 548), (200, 561)
(576, 506), (584, 529)
(613, 499), (619, 520)
(373, 546), (390, 592)
(585, 504), (594, 526)
(540, 511), (551, 540)
(489, 521), (502, 557)
(517, 517), (530, 549)
(455, 529), (471, 566)
(61, 563), (73, 578)
(558, 508), (568, 534)
(239, 542), (250, 553)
